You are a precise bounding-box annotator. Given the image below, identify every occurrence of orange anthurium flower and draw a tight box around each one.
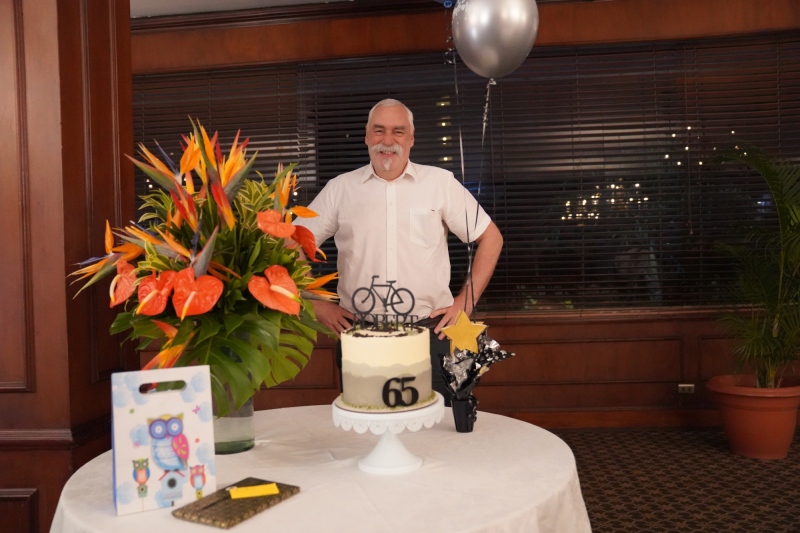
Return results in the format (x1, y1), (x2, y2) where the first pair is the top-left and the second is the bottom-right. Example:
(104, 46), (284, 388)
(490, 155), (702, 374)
(136, 270), (177, 316)
(109, 261), (136, 307)
(257, 210), (295, 239)
(292, 225), (325, 263)
(248, 265), (300, 315)
(172, 268), (224, 320)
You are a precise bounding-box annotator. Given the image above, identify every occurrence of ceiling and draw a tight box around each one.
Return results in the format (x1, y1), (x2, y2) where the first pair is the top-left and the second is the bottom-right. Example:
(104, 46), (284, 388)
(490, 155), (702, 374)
(130, 0), (351, 18)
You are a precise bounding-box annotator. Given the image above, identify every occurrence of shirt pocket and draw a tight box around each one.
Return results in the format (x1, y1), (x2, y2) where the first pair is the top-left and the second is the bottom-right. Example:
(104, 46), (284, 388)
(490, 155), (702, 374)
(409, 207), (442, 248)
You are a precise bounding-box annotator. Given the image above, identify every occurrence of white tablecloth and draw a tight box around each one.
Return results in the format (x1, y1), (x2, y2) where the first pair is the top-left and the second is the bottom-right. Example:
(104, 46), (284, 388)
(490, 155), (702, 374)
(51, 405), (592, 533)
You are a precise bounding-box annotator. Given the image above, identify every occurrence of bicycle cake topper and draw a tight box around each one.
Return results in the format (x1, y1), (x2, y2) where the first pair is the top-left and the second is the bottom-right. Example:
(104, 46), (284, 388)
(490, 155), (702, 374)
(349, 275), (428, 408)
(351, 275), (419, 330)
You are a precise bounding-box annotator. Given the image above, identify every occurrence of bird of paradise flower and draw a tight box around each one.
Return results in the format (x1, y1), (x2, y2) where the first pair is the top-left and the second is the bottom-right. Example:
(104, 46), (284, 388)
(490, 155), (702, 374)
(70, 119), (337, 415)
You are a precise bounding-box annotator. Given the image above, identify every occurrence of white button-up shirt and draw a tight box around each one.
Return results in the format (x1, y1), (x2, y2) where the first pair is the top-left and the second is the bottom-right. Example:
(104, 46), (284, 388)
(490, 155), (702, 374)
(296, 161), (492, 317)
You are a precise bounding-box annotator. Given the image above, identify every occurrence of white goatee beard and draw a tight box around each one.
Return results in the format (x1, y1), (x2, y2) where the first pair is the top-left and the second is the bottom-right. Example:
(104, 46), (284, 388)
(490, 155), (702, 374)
(370, 143), (403, 171)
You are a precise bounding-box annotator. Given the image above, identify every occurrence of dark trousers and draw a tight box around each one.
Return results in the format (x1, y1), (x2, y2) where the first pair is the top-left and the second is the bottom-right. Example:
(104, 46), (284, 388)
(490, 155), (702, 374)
(335, 327), (452, 405)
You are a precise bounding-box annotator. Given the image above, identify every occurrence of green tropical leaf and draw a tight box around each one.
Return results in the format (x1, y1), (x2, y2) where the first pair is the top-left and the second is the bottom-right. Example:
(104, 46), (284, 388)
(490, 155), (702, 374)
(196, 317), (222, 345)
(247, 239), (263, 272)
(209, 374), (230, 418)
(110, 311), (136, 335)
(238, 315), (280, 353)
(208, 342), (254, 410)
(224, 335), (272, 387)
(223, 314), (245, 336)
(271, 345), (307, 384)
(191, 337), (215, 366)
(278, 332), (315, 355)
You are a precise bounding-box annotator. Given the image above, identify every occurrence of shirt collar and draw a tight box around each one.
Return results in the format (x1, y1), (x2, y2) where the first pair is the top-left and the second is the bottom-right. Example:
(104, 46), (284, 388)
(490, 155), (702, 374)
(361, 161), (418, 184)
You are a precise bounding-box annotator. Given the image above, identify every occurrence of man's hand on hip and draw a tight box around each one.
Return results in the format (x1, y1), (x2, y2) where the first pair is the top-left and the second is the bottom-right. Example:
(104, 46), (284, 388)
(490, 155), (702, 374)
(312, 300), (354, 338)
(429, 293), (474, 340)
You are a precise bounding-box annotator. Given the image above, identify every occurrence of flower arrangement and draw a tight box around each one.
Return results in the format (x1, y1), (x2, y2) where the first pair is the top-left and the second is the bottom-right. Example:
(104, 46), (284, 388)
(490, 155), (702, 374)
(70, 119), (336, 415)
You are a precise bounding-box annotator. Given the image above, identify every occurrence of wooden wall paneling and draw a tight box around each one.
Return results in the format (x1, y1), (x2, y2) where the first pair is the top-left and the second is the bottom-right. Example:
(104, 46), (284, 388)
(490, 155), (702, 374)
(60, 0), (135, 432)
(249, 311), (742, 424)
(0, 449), (72, 533)
(0, 0), (132, 531)
(0, 488), (39, 533)
(473, 312), (732, 418)
(538, 0), (800, 46)
(0, 0), (34, 393)
(488, 339), (683, 383)
(132, 11), (448, 74)
(2, 0), (74, 430)
(130, 0), (800, 75)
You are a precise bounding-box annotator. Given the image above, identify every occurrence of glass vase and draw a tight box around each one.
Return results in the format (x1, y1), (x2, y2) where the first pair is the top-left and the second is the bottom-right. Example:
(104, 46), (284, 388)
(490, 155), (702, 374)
(213, 394), (255, 454)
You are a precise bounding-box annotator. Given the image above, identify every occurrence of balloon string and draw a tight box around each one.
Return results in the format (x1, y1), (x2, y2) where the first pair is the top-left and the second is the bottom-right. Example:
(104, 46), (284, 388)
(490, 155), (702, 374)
(448, 16), (495, 316)
(481, 78), (496, 147)
(447, 14), (475, 314)
(463, 78), (495, 314)
(456, 54), (466, 194)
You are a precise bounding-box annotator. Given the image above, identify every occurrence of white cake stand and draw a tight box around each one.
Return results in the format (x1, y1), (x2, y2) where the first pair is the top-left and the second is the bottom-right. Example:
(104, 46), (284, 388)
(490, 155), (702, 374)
(332, 392), (445, 475)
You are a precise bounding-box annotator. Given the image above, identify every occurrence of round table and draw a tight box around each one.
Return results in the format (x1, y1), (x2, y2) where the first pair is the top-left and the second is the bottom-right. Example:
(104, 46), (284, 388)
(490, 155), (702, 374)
(51, 405), (592, 533)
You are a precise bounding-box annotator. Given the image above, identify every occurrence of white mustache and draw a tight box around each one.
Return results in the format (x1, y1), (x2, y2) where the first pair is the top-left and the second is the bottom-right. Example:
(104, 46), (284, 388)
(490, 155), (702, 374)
(370, 143), (403, 157)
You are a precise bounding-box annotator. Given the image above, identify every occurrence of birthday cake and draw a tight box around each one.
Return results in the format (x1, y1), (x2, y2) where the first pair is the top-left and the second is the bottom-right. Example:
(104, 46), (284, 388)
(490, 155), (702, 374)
(340, 324), (435, 411)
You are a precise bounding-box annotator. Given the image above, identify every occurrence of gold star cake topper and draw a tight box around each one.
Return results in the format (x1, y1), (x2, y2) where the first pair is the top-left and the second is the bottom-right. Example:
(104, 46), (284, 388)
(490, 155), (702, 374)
(442, 310), (487, 354)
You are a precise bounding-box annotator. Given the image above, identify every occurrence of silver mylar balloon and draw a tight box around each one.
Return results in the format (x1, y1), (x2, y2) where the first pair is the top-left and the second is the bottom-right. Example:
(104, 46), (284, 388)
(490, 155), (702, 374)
(452, 0), (539, 79)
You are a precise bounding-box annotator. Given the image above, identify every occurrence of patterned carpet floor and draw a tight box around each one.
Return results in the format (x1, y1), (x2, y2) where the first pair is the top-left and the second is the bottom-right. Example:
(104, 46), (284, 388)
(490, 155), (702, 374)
(551, 428), (800, 533)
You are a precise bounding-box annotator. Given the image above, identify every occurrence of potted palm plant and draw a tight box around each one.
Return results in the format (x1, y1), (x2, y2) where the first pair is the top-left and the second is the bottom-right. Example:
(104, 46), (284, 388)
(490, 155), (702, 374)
(707, 145), (800, 459)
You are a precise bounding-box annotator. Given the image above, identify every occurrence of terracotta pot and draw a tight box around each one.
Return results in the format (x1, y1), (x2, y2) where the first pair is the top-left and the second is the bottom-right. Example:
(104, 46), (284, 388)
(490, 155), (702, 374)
(706, 374), (800, 460)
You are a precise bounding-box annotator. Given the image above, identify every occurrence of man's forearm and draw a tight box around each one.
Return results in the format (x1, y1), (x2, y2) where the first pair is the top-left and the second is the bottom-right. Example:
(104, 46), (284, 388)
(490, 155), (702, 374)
(459, 221), (503, 310)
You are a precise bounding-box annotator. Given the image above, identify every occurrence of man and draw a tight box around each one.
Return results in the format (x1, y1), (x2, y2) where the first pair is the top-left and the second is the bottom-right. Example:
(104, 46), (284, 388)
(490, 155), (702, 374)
(296, 99), (503, 397)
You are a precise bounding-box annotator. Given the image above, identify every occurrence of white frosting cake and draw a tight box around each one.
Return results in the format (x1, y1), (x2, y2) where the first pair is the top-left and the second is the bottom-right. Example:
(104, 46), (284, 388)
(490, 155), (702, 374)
(341, 325), (433, 411)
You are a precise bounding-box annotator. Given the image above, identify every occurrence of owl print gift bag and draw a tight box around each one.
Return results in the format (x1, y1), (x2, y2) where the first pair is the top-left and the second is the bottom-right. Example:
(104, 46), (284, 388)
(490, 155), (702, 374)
(111, 366), (217, 516)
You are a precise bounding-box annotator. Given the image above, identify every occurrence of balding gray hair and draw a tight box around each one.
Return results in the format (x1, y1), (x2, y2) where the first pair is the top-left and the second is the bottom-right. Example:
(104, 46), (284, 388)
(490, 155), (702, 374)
(367, 99), (415, 132)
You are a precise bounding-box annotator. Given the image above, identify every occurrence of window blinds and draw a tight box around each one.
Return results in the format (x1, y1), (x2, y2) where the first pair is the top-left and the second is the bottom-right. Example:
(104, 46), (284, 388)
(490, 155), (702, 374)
(133, 31), (800, 313)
